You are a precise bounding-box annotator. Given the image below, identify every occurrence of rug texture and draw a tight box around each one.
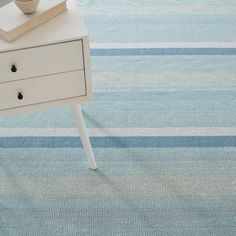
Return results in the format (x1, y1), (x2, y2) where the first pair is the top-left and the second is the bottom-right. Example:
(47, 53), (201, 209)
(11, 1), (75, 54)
(0, 0), (236, 235)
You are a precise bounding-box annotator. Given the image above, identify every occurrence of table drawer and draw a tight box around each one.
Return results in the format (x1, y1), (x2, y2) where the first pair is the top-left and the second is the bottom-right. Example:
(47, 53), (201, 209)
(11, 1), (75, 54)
(0, 70), (86, 111)
(0, 40), (84, 83)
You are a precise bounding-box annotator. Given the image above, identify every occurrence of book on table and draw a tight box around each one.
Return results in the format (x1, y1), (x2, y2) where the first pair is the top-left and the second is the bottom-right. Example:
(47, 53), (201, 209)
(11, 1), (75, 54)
(0, 0), (67, 43)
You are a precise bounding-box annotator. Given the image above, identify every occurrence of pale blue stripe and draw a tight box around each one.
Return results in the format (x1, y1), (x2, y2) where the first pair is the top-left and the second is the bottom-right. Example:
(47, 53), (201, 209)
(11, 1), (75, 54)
(85, 15), (236, 43)
(0, 197), (235, 235)
(0, 148), (235, 177)
(91, 48), (236, 56)
(92, 55), (236, 89)
(92, 55), (236, 74)
(1, 206), (235, 229)
(83, 111), (236, 128)
(1, 196), (236, 209)
(0, 88), (235, 128)
(1, 108), (236, 128)
(92, 89), (236, 101)
(84, 100), (236, 112)
(0, 136), (235, 148)
(79, 0), (236, 8)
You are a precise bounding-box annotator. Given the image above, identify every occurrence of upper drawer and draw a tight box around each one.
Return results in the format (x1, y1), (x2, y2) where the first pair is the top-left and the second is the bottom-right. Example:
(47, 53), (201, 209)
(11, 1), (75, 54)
(0, 40), (84, 83)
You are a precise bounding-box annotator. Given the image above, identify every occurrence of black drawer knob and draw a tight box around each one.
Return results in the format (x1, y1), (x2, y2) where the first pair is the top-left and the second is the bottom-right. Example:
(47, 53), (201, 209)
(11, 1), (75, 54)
(11, 65), (17, 73)
(17, 92), (23, 100)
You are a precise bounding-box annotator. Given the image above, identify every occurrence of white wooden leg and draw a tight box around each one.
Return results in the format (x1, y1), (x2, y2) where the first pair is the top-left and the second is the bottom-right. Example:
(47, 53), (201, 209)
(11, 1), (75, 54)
(70, 104), (97, 170)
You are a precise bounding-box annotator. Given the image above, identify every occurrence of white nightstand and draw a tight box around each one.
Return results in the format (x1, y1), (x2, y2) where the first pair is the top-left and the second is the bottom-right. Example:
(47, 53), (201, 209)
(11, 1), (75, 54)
(0, 0), (97, 170)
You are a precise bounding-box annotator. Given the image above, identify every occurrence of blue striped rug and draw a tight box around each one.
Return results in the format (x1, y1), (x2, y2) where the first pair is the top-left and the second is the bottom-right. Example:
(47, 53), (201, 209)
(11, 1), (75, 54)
(0, 0), (236, 235)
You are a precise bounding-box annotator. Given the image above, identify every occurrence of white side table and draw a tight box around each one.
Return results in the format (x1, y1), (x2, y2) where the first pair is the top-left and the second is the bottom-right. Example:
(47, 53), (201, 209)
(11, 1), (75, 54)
(0, 0), (97, 170)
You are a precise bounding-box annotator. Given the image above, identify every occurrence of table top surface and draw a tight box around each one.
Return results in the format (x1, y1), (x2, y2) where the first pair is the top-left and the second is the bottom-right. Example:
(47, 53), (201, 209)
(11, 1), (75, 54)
(0, 0), (88, 53)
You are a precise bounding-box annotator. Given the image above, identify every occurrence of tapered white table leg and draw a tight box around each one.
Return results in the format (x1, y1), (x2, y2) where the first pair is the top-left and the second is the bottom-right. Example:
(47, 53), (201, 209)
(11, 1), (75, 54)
(70, 104), (97, 170)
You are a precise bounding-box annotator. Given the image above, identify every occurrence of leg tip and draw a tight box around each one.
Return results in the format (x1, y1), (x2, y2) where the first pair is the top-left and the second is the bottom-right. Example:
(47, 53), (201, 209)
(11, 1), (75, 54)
(90, 167), (97, 171)
(90, 165), (97, 171)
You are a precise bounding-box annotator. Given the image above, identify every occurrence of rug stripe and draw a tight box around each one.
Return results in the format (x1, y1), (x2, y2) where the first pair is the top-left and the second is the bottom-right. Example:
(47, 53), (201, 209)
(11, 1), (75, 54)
(0, 136), (235, 148)
(91, 48), (236, 56)
(0, 176), (236, 196)
(91, 43), (236, 48)
(0, 148), (236, 177)
(1, 128), (236, 137)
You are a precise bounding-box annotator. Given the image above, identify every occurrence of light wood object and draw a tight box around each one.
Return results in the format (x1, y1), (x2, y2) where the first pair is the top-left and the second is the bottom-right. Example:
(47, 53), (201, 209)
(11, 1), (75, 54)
(0, 0), (67, 43)
(0, 0), (97, 170)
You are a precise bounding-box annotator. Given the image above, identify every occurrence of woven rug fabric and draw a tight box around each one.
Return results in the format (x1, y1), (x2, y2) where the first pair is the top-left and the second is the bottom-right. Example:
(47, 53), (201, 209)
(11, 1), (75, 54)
(0, 0), (236, 235)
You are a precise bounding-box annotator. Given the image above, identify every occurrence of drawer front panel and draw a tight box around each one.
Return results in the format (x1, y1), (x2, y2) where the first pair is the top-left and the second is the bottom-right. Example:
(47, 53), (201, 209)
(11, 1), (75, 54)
(0, 40), (84, 83)
(0, 70), (86, 111)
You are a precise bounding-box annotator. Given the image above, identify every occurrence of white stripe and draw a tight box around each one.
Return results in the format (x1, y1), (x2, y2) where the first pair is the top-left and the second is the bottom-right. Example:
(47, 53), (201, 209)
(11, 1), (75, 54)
(91, 42), (236, 49)
(0, 128), (236, 137)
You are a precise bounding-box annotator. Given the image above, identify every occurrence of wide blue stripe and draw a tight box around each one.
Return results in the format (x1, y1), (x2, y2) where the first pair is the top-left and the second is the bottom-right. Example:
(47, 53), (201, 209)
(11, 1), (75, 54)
(0, 136), (235, 148)
(91, 48), (236, 56)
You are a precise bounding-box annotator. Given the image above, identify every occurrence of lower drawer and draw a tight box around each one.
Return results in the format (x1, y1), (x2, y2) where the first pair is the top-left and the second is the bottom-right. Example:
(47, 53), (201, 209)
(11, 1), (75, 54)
(0, 70), (86, 111)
